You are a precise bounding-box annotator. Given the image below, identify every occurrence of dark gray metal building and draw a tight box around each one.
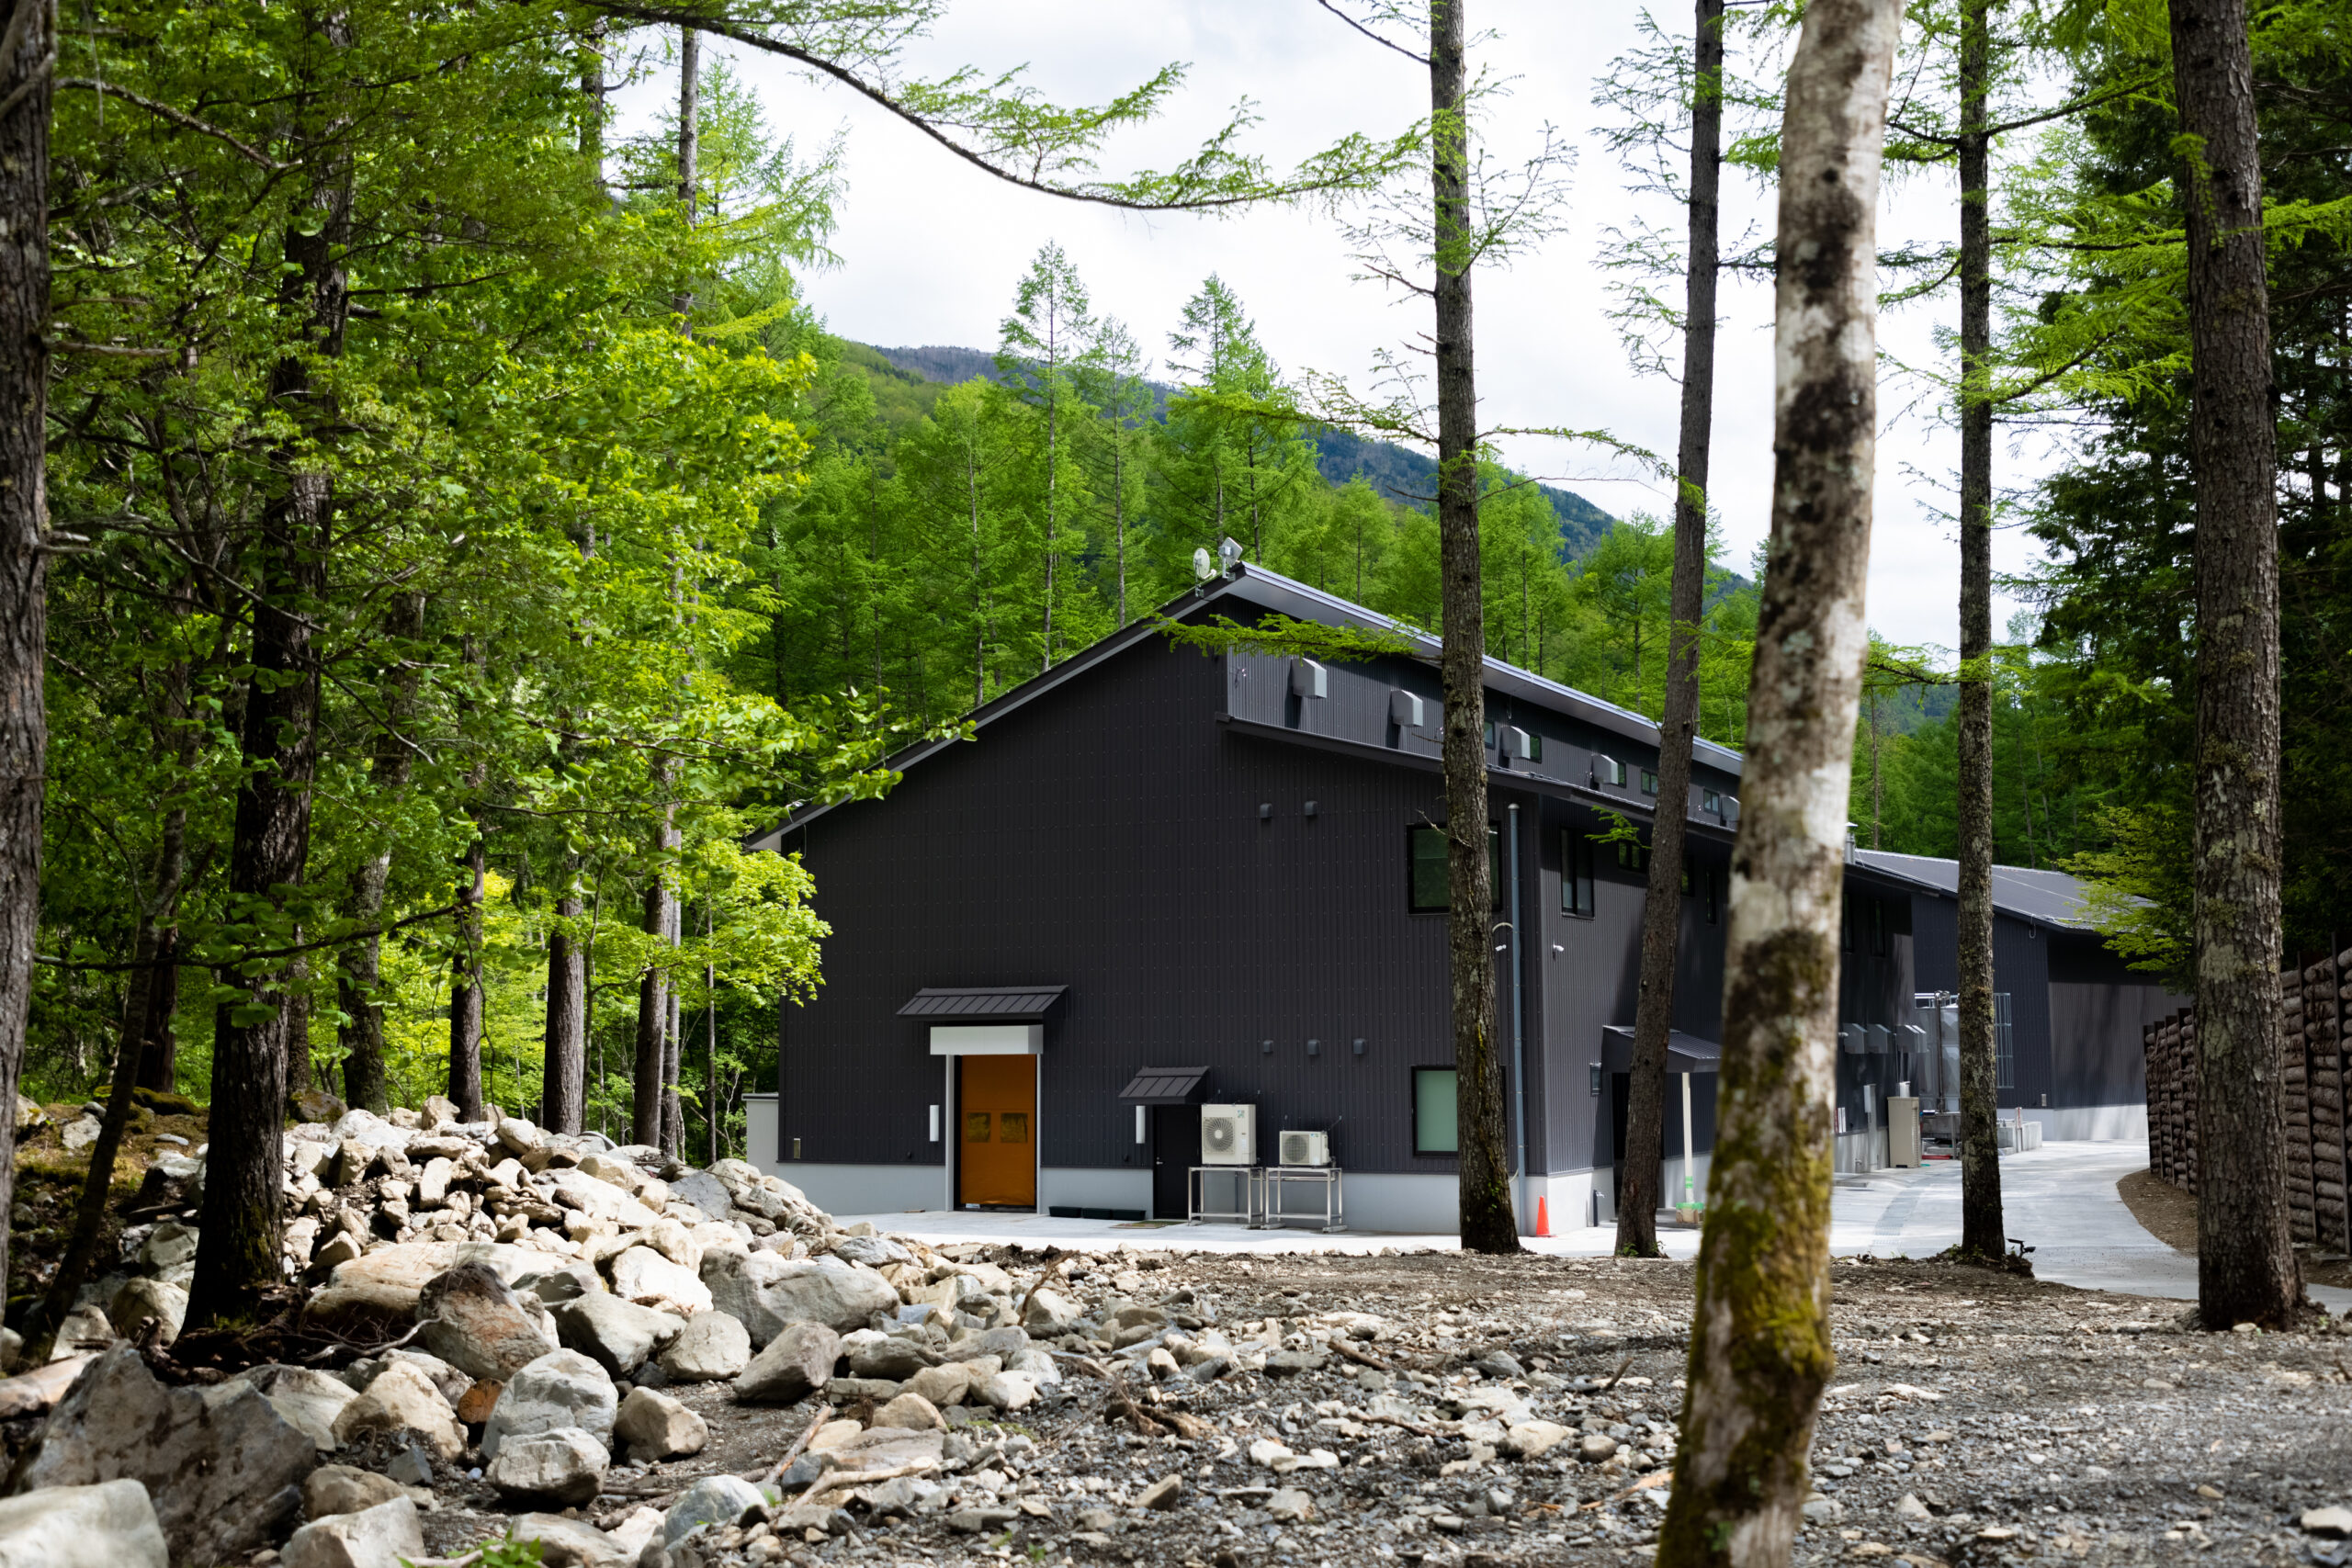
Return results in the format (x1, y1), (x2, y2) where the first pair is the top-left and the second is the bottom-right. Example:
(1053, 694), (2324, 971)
(1851, 850), (2183, 1142)
(743, 566), (2080, 1233)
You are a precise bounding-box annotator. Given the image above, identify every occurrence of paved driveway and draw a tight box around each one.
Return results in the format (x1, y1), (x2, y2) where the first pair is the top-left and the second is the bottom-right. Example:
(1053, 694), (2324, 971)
(839, 1139), (2352, 1312)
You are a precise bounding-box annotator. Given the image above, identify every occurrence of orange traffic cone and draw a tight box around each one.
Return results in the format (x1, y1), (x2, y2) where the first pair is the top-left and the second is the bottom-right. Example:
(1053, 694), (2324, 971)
(1534, 1195), (1552, 1237)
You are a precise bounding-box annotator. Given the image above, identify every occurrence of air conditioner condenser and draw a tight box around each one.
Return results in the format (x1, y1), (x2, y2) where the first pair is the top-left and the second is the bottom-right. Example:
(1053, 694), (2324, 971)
(1200, 1103), (1256, 1166)
(1278, 1129), (1330, 1168)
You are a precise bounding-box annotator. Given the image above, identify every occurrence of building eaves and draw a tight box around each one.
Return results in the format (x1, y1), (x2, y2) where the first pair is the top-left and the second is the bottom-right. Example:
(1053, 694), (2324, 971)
(1847, 847), (2098, 933)
(751, 562), (1743, 850)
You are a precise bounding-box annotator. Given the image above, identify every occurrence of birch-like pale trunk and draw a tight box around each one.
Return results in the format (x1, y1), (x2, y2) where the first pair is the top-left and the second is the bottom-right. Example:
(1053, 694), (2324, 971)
(1618, 0), (1725, 1258)
(1657, 0), (1903, 1560)
(2170, 0), (2297, 1329)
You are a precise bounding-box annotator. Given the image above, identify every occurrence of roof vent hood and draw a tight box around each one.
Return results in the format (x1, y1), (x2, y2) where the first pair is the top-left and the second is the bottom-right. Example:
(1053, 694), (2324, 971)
(1290, 658), (1328, 698)
(1389, 689), (1426, 728)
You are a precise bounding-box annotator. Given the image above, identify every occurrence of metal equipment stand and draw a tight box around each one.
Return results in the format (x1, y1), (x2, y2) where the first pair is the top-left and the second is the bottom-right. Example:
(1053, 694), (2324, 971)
(1187, 1165), (1262, 1226)
(1262, 1165), (1345, 1233)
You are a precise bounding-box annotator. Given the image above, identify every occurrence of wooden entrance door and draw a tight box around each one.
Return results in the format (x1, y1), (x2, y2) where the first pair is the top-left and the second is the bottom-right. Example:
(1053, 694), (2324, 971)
(956, 1055), (1035, 1208)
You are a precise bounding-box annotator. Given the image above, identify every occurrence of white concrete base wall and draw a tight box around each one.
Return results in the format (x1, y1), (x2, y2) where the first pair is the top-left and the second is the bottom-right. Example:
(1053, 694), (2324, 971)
(1325, 1173), (1461, 1235)
(1834, 1127), (1892, 1174)
(768, 1162), (944, 1216)
(2019, 1104), (2148, 1142)
(1039, 1168), (1152, 1214)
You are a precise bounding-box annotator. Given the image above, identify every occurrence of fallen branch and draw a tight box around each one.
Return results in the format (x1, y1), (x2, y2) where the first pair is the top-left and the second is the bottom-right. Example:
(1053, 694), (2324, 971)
(1016, 1256), (1066, 1327)
(750, 1401), (833, 1488)
(1580, 1468), (1673, 1511)
(1330, 1337), (1396, 1372)
(797, 1460), (931, 1510)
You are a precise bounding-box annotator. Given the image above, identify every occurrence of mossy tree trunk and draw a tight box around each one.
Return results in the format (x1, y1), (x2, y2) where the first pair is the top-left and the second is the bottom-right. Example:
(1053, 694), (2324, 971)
(1657, 0), (1903, 1560)
(2170, 0), (2297, 1330)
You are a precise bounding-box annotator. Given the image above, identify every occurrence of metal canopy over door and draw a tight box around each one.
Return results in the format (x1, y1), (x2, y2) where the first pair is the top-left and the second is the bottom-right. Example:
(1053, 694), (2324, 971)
(1117, 1066), (1210, 1221)
(957, 1055), (1036, 1208)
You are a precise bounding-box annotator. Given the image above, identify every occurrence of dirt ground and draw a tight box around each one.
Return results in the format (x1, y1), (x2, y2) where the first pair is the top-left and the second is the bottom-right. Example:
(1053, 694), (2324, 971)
(2118, 1169), (2352, 1292)
(410, 1247), (2352, 1568)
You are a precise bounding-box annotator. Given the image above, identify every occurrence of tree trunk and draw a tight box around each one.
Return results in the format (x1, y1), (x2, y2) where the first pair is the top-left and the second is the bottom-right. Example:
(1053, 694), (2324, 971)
(542, 873), (587, 1133)
(1953, 0), (2007, 1263)
(1429, 0), (1517, 1257)
(340, 591), (423, 1113)
(705, 956), (718, 1164)
(1657, 2), (1902, 1560)
(633, 763), (678, 1147)
(447, 829), (486, 1119)
(188, 44), (351, 1323)
(0, 0), (52, 1303)
(673, 25), (696, 325)
(1617, 0), (1724, 1259)
(2171, 0), (2296, 1329)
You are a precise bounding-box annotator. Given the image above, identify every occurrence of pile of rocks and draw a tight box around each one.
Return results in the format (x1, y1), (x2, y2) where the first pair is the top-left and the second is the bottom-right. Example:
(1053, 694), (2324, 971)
(0, 1101), (1123, 1567)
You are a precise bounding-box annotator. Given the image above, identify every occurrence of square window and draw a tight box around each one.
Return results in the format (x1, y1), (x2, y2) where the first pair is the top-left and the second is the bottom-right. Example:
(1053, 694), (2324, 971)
(1408, 824), (1503, 912)
(965, 1112), (991, 1143)
(1616, 837), (1650, 873)
(1641, 770), (1659, 795)
(1702, 788), (1722, 815)
(1413, 1067), (1459, 1154)
(998, 1111), (1029, 1145)
(1561, 829), (1596, 917)
(1522, 731), (1544, 763)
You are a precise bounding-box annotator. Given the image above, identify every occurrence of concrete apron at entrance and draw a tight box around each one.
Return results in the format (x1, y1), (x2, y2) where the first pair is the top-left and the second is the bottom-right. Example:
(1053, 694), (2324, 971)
(835, 1140), (2352, 1313)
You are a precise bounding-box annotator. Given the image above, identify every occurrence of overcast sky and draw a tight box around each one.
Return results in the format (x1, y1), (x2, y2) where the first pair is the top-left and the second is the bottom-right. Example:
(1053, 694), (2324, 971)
(620, 2), (2066, 655)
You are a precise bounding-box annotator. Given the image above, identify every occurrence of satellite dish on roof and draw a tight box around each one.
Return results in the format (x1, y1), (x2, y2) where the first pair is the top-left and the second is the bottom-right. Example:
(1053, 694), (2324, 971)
(1193, 546), (1216, 582)
(1218, 536), (1244, 572)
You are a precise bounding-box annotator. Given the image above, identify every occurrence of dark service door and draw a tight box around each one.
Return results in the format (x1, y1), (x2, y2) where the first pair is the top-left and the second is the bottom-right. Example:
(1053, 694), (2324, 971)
(1150, 1104), (1194, 1219)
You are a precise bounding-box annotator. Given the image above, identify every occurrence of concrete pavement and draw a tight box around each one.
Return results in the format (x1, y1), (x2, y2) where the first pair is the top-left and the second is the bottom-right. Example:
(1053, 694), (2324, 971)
(836, 1139), (2352, 1313)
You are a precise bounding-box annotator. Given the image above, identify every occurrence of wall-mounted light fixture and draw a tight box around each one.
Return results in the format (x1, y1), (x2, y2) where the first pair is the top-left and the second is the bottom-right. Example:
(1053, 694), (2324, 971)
(928, 1105), (940, 1142)
(1306, 1038), (1320, 1057)
(1303, 800), (1318, 818)
(1136, 1105), (1148, 1144)
(1261, 1039), (1273, 1055)
(1589, 1064), (1602, 1097)
(792, 1137), (804, 1158)
(1352, 1038), (1366, 1057)
(1259, 803), (1273, 821)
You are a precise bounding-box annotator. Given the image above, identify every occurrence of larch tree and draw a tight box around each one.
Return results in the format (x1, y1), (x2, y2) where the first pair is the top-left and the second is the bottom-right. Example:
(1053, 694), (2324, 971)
(998, 242), (1098, 671)
(1608, 0), (1729, 1258)
(2170, 0), (2298, 1329)
(0, 0), (54, 1302)
(1657, 0), (1905, 1561)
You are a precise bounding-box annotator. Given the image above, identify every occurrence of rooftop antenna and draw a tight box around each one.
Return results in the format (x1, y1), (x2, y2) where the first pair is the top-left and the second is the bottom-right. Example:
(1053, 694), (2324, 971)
(1193, 546), (1216, 586)
(1217, 536), (1243, 575)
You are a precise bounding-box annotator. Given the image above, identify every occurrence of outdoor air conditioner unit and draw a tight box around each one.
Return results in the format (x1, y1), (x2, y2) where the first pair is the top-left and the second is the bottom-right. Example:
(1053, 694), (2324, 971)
(1592, 754), (1625, 787)
(1278, 1130), (1330, 1168)
(1389, 689), (1426, 728)
(1290, 658), (1328, 698)
(1201, 1103), (1256, 1166)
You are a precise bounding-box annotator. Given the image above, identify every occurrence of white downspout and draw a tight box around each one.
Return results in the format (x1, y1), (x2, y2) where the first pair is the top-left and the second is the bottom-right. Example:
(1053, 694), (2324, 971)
(1508, 802), (1528, 1234)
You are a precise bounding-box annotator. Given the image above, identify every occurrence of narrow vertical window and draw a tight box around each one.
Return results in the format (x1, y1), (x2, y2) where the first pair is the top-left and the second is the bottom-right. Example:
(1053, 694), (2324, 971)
(1561, 829), (1595, 918)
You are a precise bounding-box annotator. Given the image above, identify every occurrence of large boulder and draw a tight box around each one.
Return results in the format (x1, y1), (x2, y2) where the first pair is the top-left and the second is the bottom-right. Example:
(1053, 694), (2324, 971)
(541, 1168), (662, 1230)
(485, 1427), (609, 1506)
(663, 1475), (765, 1550)
(302, 1465), (408, 1520)
(657, 1311), (750, 1382)
(0, 1479), (168, 1568)
(733, 1322), (840, 1406)
(503, 1514), (636, 1568)
(228, 1364), (356, 1455)
(481, 1350), (616, 1460)
(549, 1293), (684, 1379)
(700, 1251), (896, 1344)
(310, 1241), (537, 1325)
(666, 1171), (735, 1223)
(842, 1329), (929, 1382)
(608, 1247), (710, 1316)
(6, 1345), (316, 1567)
(330, 1360), (464, 1462)
(614, 1387), (707, 1461)
(280, 1496), (423, 1568)
(415, 1260), (556, 1382)
(106, 1279), (187, 1348)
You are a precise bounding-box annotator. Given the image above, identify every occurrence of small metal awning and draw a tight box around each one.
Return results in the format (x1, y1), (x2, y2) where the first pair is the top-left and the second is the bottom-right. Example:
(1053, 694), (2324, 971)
(1118, 1066), (1211, 1105)
(1600, 1026), (1723, 1076)
(898, 986), (1067, 1023)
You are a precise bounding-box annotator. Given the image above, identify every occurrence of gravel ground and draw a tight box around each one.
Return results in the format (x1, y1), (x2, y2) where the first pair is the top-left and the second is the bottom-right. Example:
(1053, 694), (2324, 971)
(412, 1247), (2352, 1568)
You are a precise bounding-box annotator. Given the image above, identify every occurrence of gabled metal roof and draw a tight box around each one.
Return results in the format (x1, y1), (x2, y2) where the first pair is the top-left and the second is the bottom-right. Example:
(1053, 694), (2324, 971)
(1848, 849), (2097, 932)
(1117, 1066), (1211, 1104)
(751, 562), (1743, 849)
(897, 986), (1068, 1022)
